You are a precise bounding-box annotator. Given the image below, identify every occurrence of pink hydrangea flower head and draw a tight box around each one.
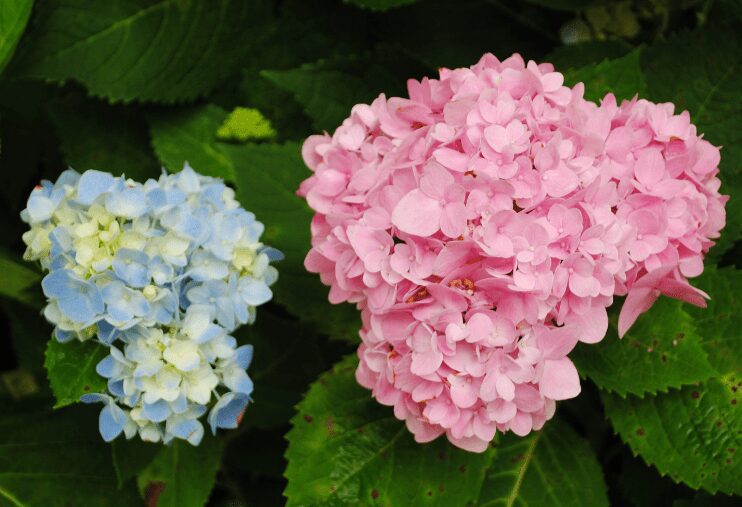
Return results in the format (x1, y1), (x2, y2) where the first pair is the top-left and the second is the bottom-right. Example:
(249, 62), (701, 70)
(299, 53), (726, 452)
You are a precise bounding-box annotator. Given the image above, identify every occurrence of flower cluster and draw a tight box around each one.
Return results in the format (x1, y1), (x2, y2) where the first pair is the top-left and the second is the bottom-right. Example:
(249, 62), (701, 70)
(299, 53), (726, 452)
(22, 165), (281, 445)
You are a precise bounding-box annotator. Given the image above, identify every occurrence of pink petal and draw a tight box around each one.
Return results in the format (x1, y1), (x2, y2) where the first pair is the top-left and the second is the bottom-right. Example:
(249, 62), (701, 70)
(449, 375), (479, 408)
(540, 358), (581, 400)
(635, 148), (666, 188)
(617, 287), (659, 338)
(441, 202), (467, 238)
(392, 189), (442, 237)
(487, 398), (517, 423)
(433, 148), (470, 172)
(572, 305), (608, 344)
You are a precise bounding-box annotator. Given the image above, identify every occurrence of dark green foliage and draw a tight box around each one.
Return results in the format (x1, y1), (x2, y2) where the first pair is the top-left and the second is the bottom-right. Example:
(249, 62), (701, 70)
(0, 0), (739, 506)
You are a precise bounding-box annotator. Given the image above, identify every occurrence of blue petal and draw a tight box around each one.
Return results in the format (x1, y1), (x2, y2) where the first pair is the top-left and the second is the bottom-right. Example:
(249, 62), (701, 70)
(208, 392), (249, 433)
(234, 345), (253, 370)
(97, 320), (119, 345)
(108, 379), (125, 397)
(142, 399), (171, 423)
(260, 246), (284, 262)
(99, 404), (127, 442)
(96, 355), (117, 378)
(41, 270), (74, 299)
(77, 170), (114, 205)
(240, 280), (272, 306)
(169, 418), (204, 446)
(80, 393), (111, 404)
(54, 328), (74, 343)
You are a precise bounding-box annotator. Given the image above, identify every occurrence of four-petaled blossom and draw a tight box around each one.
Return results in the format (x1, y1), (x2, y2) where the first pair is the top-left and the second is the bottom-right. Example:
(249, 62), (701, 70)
(22, 164), (281, 445)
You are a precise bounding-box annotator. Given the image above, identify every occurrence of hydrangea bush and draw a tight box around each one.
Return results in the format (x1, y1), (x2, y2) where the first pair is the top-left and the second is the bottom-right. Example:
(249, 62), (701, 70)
(22, 166), (280, 444)
(0, 1), (739, 506)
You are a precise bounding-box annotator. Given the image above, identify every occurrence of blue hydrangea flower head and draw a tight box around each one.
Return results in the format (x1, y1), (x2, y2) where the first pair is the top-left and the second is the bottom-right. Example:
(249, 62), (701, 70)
(22, 164), (281, 445)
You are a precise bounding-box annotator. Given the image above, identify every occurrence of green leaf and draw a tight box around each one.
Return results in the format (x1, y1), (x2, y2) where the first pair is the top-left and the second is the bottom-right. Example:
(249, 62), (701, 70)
(477, 419), (609, 506)
(0, 0), (33, 73)
(44, 338), (108, 409)
(0, 400), (140, 506)
(564, 47), (647, 102)
(216, 107), (276, 142)
(238, 309), (326, 429)
(228, 141), (361, 341)
(149, 104), (234, 181)
(379, 0), (553, 70)
(343, 0), (419, 11)
(137, 436), (223, 507)
(284, 355), (495, 506)
(14, 0), (272, 103)
(47, 94), (160, 181)
(285, 355), (608, 506)
(0, 247), (41, 306)
(111, 439), (159, 489)
(546, 40), (631, 70)
(685, 267), (742, 375)
(150, 105), (360, 340)
(603, 377), (741, 495)
(571, 298), (717, 396)
(642, 24), (742, 259)
(261, 56), (401, 132)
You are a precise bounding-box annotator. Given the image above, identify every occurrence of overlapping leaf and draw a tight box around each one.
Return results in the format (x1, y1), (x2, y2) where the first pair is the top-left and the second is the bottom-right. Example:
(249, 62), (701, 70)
(0, 247), (41, 306)
(478, 419), (608, 506)
(603, 378), (741, 495)
(571, 298), (717, 396)
(564, 47), (647, 102)
(47, 95), (160, 181)
(137, 436), (223, 507)
(0, 401), (140, 506)
(285, 355), (608, 506)
(261, 56), (401, 132)
(44, 338), (107, 409)
(0, 0), (34, 72)
(14, 0), (272, 103)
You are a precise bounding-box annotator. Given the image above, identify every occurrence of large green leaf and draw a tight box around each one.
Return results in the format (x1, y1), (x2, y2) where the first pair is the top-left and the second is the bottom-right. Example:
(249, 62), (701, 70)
(0, 400), (140, 506)
(477, 420), (609, 506)
(285, 355), (608, 506)
(136, 436), (223, 507)
(571, 298), (717, 397)
(642, 24), (742, 259)
(564, 47), (647, 103)
(237, 309), (326, 430)
(47, 94), (160, 181)
(149, 104), (234, 180)
(44, 338), (107, 409)
(111, 438), (159, 489)
(0, 247), (41, 306)
(685, 267), (742, 375)
(150, 105), (360, 340)
(14, 0), (271, 103)
(603, 377), (741, 495)
(546, 40), (631, 71)
(379, 0), (554, 70)
(284, 355), (495, 506)
(0, 0), (33, 73)
(261, 56), (401, 132)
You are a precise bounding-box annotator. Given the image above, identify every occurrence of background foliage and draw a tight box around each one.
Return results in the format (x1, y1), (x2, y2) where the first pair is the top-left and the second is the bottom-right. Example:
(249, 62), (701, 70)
(0, 0), (739, 506)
